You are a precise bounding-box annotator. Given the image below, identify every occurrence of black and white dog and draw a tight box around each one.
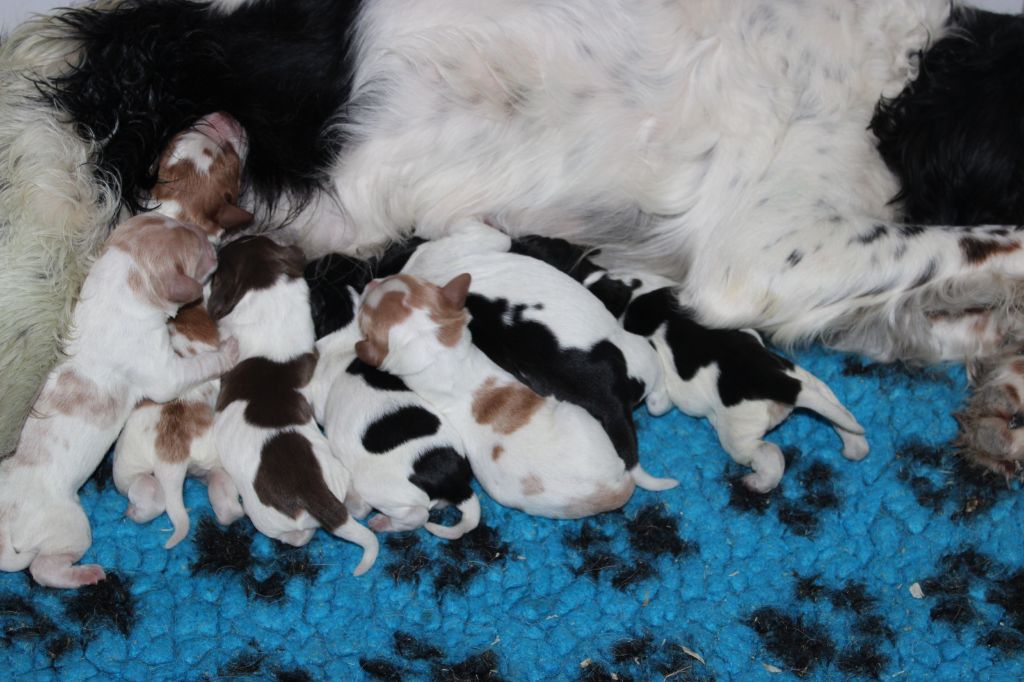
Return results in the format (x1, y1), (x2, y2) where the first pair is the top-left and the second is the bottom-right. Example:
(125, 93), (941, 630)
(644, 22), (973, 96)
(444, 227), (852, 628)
(3, 0), (1024, 463)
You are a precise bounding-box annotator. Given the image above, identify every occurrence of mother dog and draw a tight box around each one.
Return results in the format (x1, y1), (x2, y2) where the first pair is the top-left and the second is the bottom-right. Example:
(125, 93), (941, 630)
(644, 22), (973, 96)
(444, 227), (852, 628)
(1, 0), (1022, 456)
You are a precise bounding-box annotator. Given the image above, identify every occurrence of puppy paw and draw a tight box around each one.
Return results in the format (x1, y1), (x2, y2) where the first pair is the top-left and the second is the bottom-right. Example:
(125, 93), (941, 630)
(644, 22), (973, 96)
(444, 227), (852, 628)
(221, 336), (240, 366)
(72, 564), (107, 586)
(367, 514), (394, 532)
(841, 433), (870, 461)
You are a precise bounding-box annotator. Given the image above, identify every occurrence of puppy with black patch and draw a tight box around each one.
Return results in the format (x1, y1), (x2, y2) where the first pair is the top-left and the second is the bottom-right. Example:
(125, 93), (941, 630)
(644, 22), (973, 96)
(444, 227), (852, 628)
(357, 273), (673, 519)
(209, 236), (378, 575)
(400, 222), (676, 490)
(309, 286), (479, 539)
(512, 235), (868, 492)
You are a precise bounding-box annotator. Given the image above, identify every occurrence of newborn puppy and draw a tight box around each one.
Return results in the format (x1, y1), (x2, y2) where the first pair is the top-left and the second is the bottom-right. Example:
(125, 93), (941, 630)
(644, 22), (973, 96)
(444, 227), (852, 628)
(357, 273), (671, 519)
(114, 113), (253, 547)
(309, 293), (479, 540)
(0, 213), (237, 587)
(401, 222), (675, 490)
(513, 235), (868, 493)
(209, 236), (378, 575)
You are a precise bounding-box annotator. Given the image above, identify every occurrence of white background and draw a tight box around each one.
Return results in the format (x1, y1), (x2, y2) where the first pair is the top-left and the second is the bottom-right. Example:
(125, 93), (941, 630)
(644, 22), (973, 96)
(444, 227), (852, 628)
(2, 0), (1023, 32)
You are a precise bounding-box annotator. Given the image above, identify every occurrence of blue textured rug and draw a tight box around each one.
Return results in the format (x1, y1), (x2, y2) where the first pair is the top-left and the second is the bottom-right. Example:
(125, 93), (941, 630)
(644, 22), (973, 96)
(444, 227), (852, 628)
(3, 345), (1022, 681)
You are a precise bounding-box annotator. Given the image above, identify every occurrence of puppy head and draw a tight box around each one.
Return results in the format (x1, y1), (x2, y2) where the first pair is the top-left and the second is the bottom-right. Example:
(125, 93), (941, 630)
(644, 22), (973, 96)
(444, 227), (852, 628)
(207, 235), (307, 321)
(150, 112), (254, 238)
(106, 213), (218, 313)
(355, 273), (471, 374)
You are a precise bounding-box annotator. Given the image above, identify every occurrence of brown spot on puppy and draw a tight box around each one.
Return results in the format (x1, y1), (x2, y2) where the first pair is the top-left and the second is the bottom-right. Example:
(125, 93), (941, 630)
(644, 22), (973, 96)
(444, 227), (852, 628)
(471, 377), (544, 435)
(207, 236), (306, 320)
(44, 370), (121, 427)
(520, 474), (545, 496)
(960, 237), (1021, 265)
(356, 290), (412, 367)
(171, 302), (219, 347)
(155, 400), (214, 463)
(253, 431), (349, 531)
(150, 126), (253, 235)
(216, 352), (318, 428)
(491, 445), (504, 461)
(565, 480), (635, 518)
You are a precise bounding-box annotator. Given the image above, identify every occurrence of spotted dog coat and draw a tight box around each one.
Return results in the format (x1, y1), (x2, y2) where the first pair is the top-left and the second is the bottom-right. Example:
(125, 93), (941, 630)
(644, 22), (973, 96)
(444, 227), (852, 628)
(400, 222), (676, 487)
(513, 235), (868, 492)
(0, 213), (237, 588)
(356, 273), (674, 520)
(114, 113), (253, 548)
(210, 236), (378, 575)
(309, 289), (479, 540)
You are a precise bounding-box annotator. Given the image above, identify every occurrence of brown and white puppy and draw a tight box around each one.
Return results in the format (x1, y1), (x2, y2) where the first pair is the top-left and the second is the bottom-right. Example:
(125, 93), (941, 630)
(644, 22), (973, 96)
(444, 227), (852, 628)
(356, 273), (672, 519)
(0, 213), (237, 588)
(113, 113), (253, 548)
(209, 236), (378, 575)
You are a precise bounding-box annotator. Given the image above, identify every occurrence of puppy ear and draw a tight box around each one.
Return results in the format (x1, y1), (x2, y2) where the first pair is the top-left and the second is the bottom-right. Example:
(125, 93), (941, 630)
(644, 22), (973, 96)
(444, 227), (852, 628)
(215, 202), (255, 232)
(440, 273), (472, 309)
(355, 339), (383, 367)
(164, 272), (204, 305)
(207, 271), (243, 321)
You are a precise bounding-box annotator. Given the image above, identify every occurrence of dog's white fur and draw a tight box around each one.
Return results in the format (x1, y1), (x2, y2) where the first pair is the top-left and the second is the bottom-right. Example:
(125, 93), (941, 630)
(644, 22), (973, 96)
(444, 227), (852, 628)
(290, 0), (1008, 371)
(357, 273), (672, 519)
(0, 213), (237, 588)
(213, 261), (379, 575)
(113, 114), (251, 549)
(310, 304), (480, 540)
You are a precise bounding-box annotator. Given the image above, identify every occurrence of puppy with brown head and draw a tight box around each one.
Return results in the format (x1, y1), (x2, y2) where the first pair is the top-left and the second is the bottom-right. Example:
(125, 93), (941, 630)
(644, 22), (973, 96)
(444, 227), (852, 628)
(356, 273), (668, 519)
(114, 113), (254, 549)
(210, 236), (378, 575)
(0, 212), (238, 588)
(956, 343), (1024, 480)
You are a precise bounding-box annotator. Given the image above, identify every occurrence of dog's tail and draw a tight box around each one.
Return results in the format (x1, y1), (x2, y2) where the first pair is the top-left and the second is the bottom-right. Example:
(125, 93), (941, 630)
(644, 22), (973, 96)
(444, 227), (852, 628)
(630, 464), (679, 491)
(154, 462), (190, 550)
(425, 493), (481, 541)
(330, 518), (380, 576)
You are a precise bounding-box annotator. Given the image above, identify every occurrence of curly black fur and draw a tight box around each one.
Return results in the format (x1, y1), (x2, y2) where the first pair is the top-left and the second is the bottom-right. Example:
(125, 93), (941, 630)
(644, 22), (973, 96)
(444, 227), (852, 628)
(871, 8), (1024, 226)
(191, 515), (255, 576)
(63, 572), (136, 638)
(746, 607), (835, 676)
(45, 0), (363, 220)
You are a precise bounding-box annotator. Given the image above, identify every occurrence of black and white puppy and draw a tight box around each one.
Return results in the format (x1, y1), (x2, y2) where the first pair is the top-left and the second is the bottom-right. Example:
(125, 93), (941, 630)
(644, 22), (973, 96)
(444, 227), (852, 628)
(513, 236), (868, 492)
(307, 285), (480, 540)
(209, 236), (378, 575)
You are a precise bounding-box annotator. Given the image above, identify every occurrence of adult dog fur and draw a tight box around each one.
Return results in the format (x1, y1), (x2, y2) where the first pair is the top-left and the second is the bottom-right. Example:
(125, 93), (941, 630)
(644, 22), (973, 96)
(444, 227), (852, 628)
(2, 0), (1024, 454)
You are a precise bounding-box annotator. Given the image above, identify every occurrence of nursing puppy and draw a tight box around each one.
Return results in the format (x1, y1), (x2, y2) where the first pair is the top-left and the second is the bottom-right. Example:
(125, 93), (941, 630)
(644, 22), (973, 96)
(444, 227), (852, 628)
(209, 236), (378, 575)
(513, 236), (868, 492)
(0, 213), (237, 588)
(114, 113), (253, 548)
(357, 273), (672, 519)
(401, 223), (675, 487)
(309, 293), (479, 540)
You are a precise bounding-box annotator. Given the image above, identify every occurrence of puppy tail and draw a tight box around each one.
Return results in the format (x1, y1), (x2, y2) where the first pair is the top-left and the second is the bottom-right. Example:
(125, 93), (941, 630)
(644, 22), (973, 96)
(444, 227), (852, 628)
(154, 463), (190, 550)
(630, 464), (679, 491)
(331, 518), (380, 576)
(425, 493), (481, 541)
(791, 368), (865, 435)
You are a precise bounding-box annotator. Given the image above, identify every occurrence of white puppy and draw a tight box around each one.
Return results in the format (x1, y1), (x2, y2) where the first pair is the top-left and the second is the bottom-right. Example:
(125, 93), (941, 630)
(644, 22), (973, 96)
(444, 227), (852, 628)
(0, 213), (238, 588)
(113, 112), (253, 548)
(209, 236), (378, 576)
(356, 273), (673, 519)
(310, 289), (480, 540)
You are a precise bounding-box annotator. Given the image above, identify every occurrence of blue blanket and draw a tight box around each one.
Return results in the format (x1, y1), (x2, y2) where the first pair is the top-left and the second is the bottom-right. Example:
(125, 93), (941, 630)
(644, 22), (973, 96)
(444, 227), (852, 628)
(2, 345), (1022, 681)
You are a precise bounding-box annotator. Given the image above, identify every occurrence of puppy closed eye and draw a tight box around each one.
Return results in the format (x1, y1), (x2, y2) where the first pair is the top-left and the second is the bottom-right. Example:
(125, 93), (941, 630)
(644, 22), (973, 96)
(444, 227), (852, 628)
(1009, 412), (1024, 430)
